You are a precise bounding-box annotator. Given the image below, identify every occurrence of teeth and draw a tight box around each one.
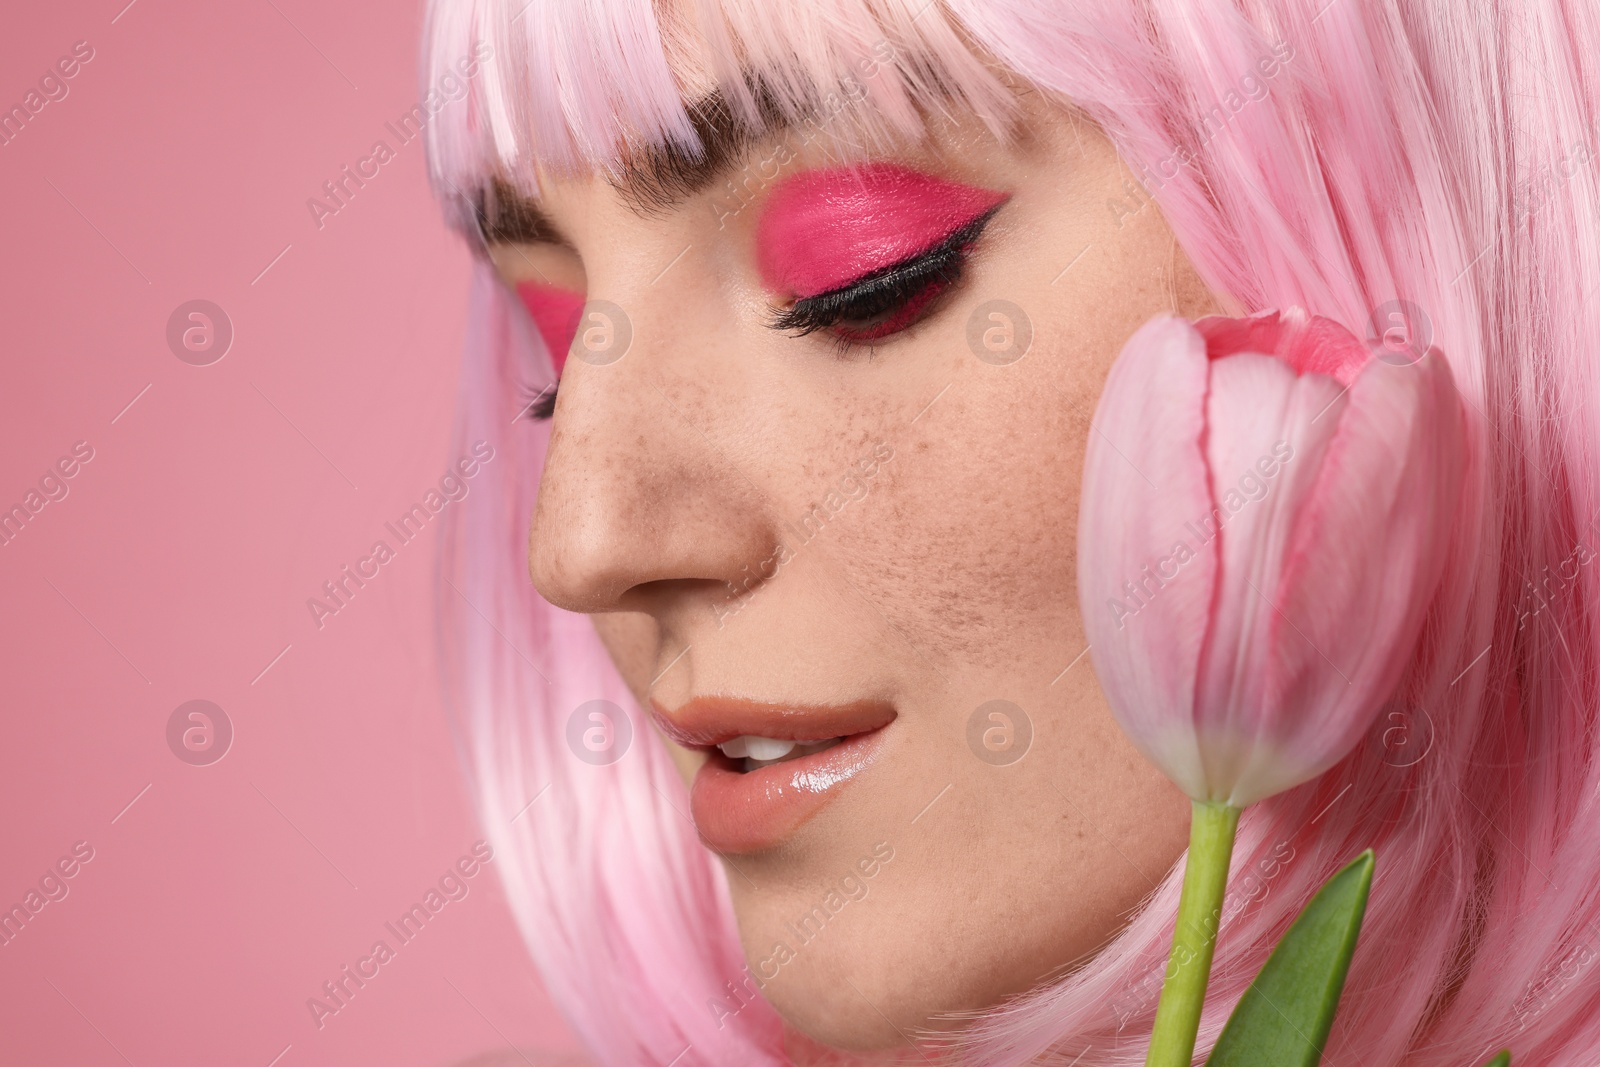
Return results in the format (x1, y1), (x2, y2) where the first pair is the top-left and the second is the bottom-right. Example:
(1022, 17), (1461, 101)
(716, 735), (846, 765)
(719, 735), (796, 761)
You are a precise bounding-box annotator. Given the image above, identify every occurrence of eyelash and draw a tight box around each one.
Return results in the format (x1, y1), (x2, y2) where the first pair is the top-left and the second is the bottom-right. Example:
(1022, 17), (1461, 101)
(515, 380), (559, 423)
(767, 204), (1002, 352)
(517, 205), (1001, 421)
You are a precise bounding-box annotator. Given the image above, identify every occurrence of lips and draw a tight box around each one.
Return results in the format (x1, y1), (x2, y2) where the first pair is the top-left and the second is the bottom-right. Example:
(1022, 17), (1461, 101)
(651, 696), (896, 853)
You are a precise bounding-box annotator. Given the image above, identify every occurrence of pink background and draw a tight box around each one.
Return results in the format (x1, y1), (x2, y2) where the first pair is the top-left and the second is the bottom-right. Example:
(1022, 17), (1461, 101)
(0, 2), (583, 1064)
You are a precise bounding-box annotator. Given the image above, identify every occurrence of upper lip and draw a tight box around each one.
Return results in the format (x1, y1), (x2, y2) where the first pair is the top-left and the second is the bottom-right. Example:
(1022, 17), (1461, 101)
(648, 695), (897, 749)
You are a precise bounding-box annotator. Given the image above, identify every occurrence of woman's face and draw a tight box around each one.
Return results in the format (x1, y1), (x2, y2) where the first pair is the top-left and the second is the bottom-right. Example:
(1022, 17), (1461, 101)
(486, 93), (1222, 1051)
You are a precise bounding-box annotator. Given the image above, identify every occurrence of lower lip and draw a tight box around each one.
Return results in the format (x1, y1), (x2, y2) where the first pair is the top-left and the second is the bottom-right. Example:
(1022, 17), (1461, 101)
(689, 729), (887, 853)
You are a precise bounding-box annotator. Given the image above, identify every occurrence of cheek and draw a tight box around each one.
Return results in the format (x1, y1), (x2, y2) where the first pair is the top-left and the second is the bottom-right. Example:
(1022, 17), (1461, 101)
(587, 611), (657, 698)
(841, 377), (1093, 662)
(588, 612), (705, 785)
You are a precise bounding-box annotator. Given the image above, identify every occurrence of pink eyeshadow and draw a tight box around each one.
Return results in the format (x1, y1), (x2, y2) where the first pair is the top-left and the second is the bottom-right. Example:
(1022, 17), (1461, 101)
(515, 281), (585, 376)
(755, 162), (1007, 297)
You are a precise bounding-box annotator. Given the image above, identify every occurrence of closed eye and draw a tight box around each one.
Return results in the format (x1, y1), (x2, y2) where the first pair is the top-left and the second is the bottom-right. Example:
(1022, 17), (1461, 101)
(767, 203), (1003, 351)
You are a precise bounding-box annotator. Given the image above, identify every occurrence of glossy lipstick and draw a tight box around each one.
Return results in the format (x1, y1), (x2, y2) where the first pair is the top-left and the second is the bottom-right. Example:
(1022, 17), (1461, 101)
(652, 696), (896, 854)
(755, 162), (1008, 297)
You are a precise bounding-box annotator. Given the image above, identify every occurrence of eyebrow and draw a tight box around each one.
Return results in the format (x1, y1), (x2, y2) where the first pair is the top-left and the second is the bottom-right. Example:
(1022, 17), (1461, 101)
(475, 86), (790, 246)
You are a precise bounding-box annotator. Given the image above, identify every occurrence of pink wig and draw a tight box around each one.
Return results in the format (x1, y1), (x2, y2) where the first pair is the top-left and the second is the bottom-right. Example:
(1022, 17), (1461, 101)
(424, 0), (1600, 1062)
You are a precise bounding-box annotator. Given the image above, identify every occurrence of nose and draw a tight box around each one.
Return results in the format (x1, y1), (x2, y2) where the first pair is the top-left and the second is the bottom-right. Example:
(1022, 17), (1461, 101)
(526, 284), (778, 616)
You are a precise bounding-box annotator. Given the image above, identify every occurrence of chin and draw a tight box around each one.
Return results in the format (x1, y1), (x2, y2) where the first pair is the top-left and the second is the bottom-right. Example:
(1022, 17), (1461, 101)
(721, 837), (1079, 1054)
(735, 914), (960, 1052)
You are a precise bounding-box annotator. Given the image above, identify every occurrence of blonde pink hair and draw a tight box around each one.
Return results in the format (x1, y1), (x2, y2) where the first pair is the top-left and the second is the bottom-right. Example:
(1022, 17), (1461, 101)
(424, 0), (1600, 1062)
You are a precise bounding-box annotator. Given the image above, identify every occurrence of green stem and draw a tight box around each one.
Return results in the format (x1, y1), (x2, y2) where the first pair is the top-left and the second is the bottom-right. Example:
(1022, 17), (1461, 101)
(1146, 800), (1243, 1067)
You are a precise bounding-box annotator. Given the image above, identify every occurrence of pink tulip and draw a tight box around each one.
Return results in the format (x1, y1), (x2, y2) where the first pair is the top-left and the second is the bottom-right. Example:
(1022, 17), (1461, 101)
(1078, 308), (1466, 808)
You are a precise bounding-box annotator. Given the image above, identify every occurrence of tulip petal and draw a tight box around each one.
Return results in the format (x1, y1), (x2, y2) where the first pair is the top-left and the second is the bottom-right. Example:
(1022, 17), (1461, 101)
(1240, 352), (1462, 805)
(1191, 354), (1347, 803)
(1196, 307), (1372, 386)
(1195, 308), (1285, 361)
(1078, 316), (1218, 799)
(1270, 307), (1373, 386)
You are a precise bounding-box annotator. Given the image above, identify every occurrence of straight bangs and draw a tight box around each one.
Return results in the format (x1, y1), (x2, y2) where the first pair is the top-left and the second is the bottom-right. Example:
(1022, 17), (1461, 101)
(421, 0), (1126, 223)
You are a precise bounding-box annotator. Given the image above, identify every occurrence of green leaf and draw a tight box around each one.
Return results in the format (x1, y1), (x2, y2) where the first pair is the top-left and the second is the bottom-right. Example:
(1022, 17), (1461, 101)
(1205, 850), (1375, 1067)
(1478, 1052), (1510, 1067)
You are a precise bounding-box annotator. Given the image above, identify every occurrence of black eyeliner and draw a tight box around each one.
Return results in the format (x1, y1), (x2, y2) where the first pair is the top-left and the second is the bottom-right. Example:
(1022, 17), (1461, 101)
(768, 203), (1003, 337)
